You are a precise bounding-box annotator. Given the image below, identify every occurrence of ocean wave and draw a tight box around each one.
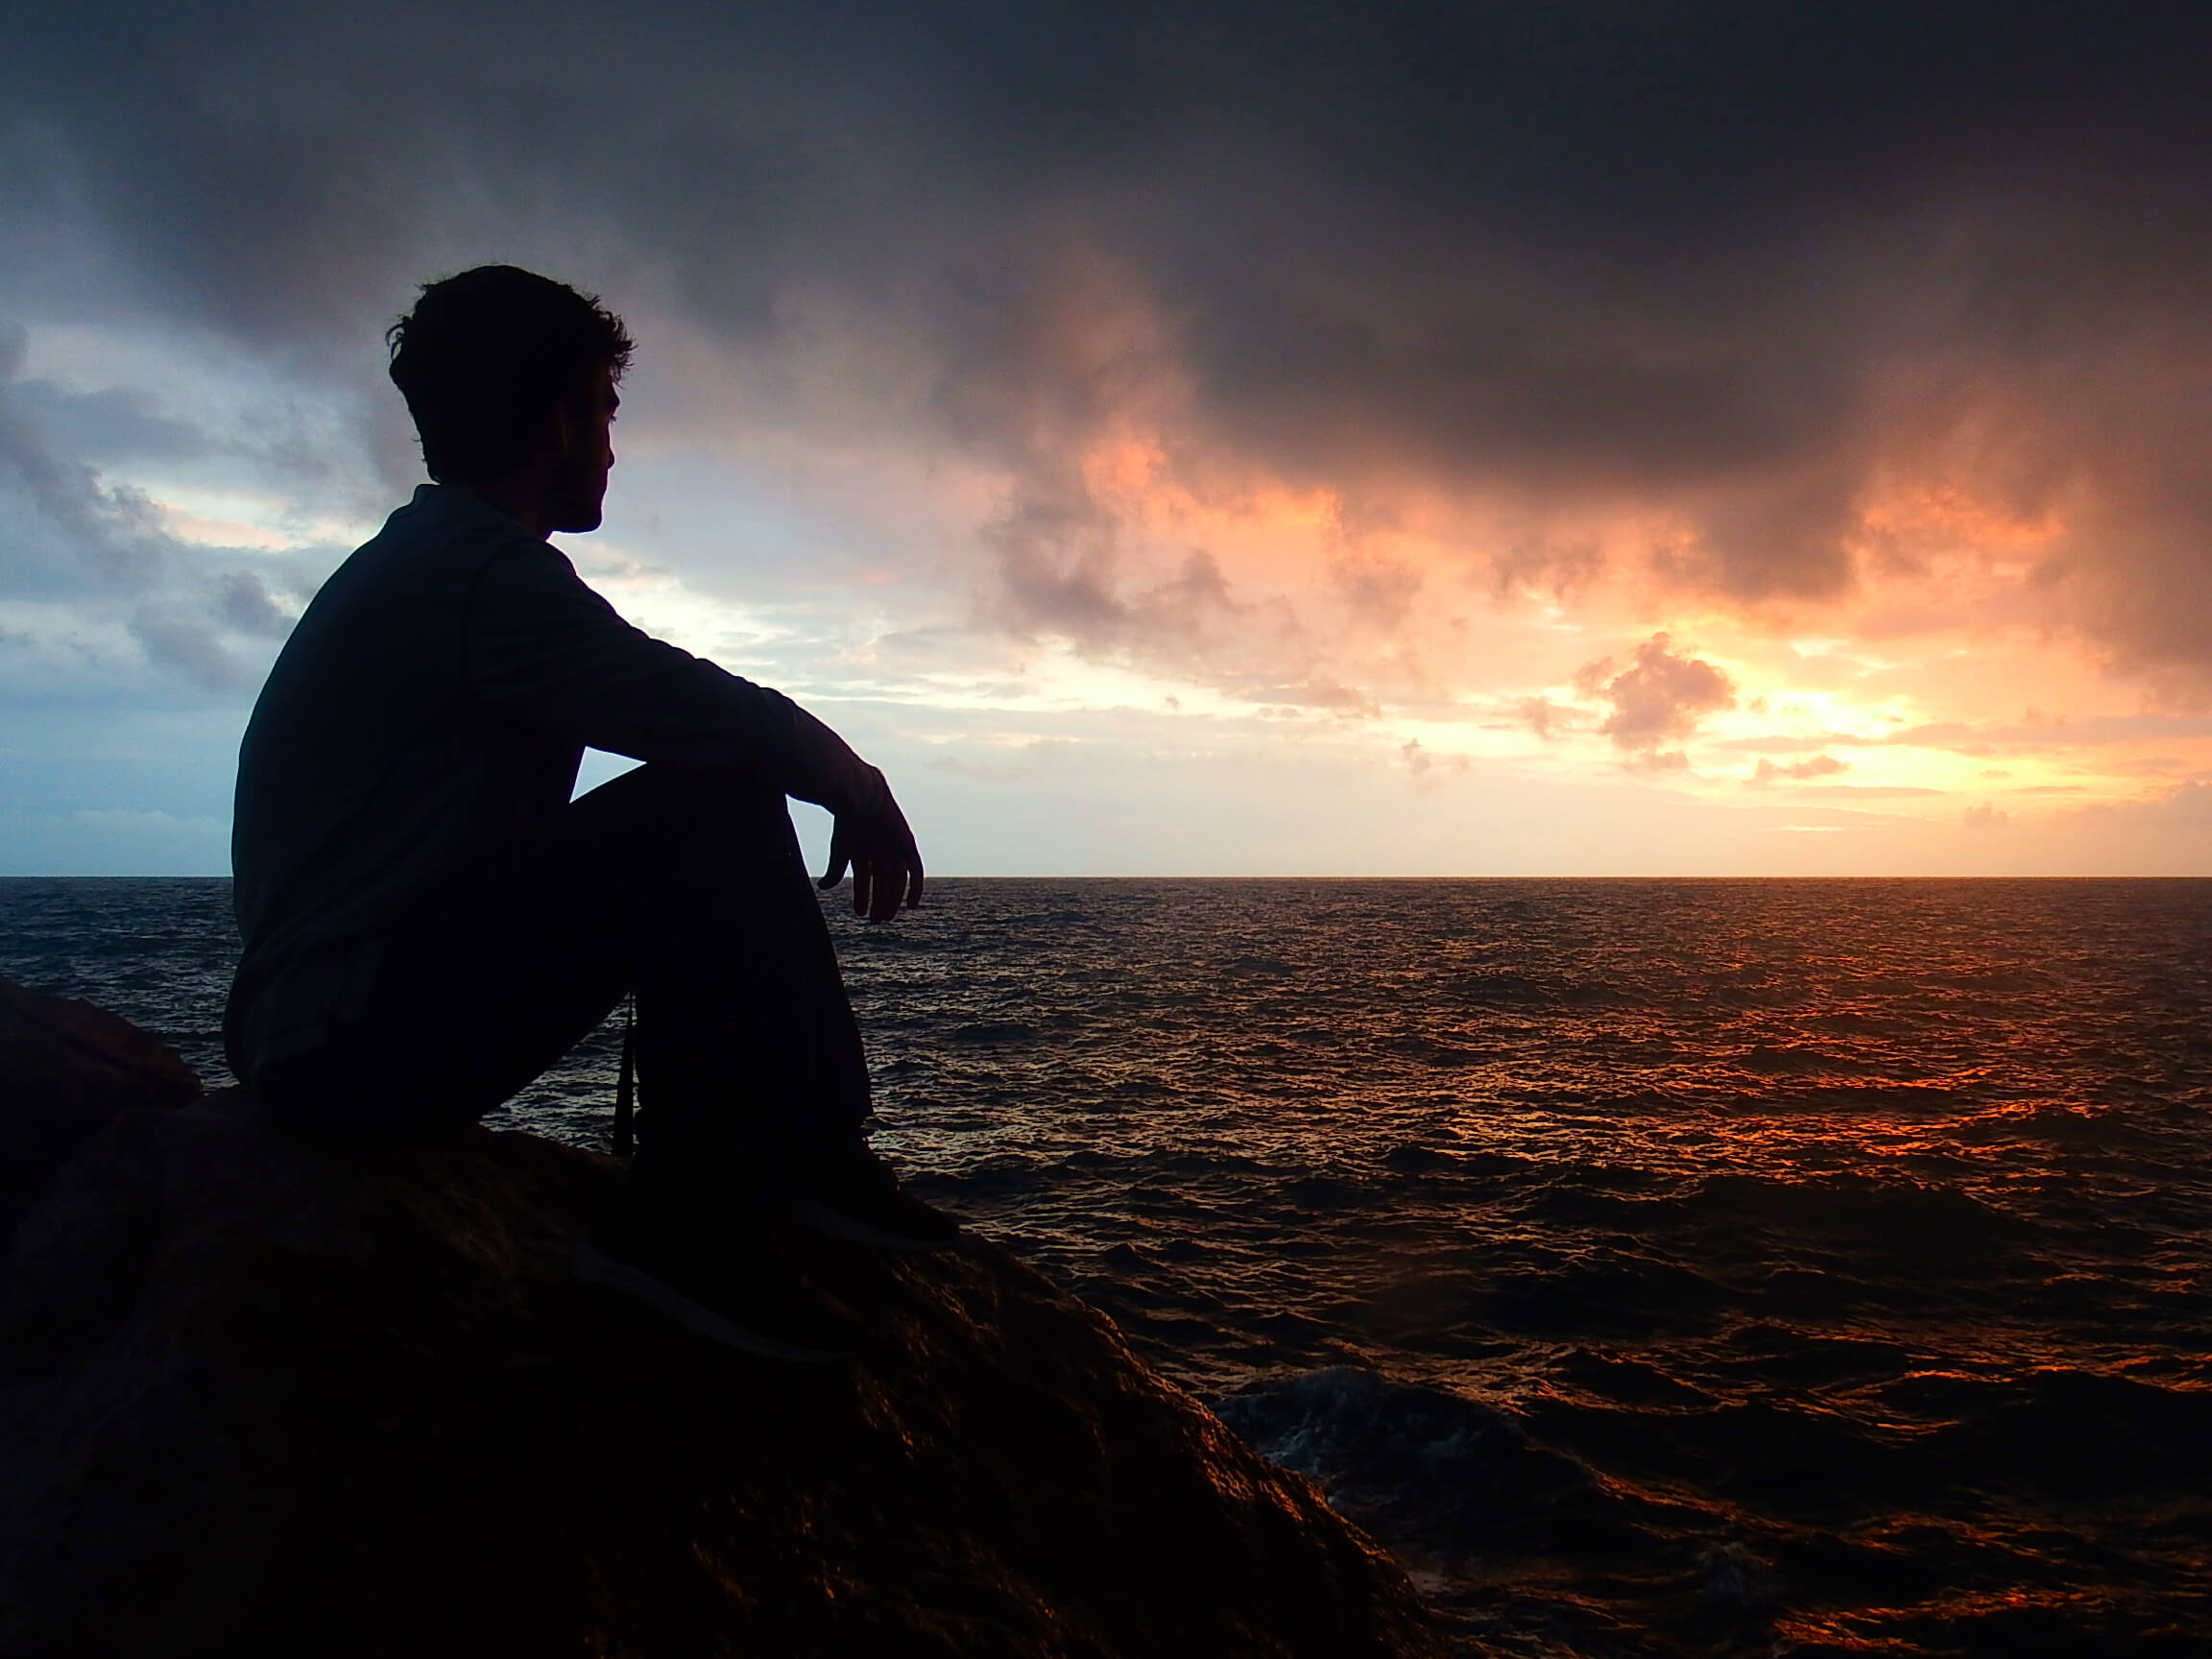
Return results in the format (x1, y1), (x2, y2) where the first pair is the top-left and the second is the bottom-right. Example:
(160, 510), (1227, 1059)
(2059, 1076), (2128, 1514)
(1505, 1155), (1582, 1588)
(1214, 1367), (1614, 1552)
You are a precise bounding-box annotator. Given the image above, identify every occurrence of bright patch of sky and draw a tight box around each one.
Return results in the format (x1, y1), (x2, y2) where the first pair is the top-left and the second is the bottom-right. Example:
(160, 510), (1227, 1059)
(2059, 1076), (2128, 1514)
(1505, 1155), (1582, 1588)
(10, 307), (2212, 877)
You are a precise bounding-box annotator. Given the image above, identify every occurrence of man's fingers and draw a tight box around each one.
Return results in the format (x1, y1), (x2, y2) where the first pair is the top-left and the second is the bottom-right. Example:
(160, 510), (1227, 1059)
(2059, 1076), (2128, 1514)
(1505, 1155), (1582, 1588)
(818, 825), (850, 890)
(844, 854), (918, 922)
(825, 800), (922, 921)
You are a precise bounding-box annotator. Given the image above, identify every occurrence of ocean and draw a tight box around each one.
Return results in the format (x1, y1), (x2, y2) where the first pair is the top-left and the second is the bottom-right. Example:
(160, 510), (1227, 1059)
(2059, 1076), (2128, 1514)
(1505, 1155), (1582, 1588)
(2, 876), (2207, 1656)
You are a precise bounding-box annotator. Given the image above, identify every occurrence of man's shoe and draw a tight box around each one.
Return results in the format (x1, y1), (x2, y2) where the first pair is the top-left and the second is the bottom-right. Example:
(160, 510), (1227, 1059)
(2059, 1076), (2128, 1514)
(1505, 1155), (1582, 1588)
(574, 1211), (860, 1362)
(797, 1144), (962, 1252)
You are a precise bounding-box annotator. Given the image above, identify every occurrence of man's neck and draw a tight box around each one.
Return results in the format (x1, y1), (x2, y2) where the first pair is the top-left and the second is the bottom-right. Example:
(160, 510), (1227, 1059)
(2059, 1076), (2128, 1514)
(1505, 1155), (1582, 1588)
(455, 479), (554, 541)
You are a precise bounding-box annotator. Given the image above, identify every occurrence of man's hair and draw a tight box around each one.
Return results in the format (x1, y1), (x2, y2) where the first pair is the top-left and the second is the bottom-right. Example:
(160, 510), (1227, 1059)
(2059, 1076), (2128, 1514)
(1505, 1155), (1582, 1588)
(386, 266), (634, 483)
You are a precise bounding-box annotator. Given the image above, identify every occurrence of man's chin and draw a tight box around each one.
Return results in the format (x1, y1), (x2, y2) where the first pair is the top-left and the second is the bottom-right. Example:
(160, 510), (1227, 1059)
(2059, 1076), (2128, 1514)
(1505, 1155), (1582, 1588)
(551, 505), (606, 535)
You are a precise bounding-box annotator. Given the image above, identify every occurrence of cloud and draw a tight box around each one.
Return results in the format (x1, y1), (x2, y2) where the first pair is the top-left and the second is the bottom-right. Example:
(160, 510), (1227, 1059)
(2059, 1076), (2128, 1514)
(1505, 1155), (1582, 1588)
(213, 570), (289, 637)
(7, 376), (211, 463)
(1714, 712), (2212, 760)
(1576, 634), (1736, 758)
(1790, 784), (1943, 799)
(1517, 695), (1569, 739)
(0, 323), (169, 598)
(7, 0), (2212, 709)
(125, 610), (242, 690)
(983, 474), (1240, 657)
(1751, 755), (1848, 784)
(1400, 736), (1469, 782)
(13, 0), (2212, 902)
(0, 320), (304, 691)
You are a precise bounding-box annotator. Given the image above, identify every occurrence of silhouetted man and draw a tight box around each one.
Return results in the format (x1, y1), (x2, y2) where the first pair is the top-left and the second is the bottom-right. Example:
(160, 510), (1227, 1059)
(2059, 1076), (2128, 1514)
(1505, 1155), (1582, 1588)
(227, 265), (953, 1361)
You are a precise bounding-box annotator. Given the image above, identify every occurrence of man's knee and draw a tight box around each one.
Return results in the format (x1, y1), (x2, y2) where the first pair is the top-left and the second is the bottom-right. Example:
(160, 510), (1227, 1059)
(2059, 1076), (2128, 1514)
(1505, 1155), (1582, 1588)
(574, 764), (784, 833)
(570, 767), (804, 888)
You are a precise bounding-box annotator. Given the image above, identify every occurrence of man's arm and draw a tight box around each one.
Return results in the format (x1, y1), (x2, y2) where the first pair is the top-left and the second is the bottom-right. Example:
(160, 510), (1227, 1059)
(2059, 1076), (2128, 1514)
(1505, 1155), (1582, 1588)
(788, 708), (924, 922)
(468, 541), (922, 918)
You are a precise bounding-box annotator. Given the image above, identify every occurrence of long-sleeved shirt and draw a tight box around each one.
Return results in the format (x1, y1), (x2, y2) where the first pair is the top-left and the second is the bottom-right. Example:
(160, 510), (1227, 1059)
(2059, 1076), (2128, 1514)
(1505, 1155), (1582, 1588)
(226, 482), (799, 1081)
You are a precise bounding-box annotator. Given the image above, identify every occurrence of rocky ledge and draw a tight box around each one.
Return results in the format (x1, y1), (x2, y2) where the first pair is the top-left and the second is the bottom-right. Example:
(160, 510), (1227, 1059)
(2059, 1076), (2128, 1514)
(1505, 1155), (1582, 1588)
(0, 983), (1444, 1658)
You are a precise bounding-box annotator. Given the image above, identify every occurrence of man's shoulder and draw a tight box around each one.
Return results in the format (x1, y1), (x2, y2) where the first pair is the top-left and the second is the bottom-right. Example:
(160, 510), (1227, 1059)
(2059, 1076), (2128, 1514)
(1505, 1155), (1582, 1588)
(319, 486), (551, 600)
(277, 491), (515, 654)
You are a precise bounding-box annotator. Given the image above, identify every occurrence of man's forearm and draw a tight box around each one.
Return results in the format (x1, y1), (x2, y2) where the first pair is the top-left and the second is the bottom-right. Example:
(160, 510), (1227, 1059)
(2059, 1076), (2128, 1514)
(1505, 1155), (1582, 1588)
(781, 706), (885, 815)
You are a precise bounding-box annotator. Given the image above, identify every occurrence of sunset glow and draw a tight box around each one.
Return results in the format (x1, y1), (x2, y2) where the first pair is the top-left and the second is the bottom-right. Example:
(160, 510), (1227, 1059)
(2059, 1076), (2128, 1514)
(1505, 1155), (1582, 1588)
(11, 11), (2212, 875)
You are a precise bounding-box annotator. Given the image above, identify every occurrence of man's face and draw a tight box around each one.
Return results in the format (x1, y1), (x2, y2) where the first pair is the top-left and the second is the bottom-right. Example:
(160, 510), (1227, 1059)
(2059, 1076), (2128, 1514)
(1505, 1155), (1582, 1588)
(549, 363), (619, 533)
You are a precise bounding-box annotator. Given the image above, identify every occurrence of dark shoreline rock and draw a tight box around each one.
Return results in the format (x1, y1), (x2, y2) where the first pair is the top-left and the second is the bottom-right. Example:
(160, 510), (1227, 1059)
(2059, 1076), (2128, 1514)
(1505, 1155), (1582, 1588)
(0, 1035), (1447, 1655)
(0, 974), (201, 1256)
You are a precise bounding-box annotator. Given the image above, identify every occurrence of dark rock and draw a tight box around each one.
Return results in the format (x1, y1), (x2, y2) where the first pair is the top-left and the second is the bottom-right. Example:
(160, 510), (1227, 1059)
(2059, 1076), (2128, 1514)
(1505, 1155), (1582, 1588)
(0, 975), (201, 1254)
(0, 1097), (1449, 1658)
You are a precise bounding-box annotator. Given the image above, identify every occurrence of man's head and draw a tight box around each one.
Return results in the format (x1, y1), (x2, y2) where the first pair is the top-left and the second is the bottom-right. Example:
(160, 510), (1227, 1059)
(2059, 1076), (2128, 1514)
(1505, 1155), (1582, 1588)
(387, 266), (633, 533)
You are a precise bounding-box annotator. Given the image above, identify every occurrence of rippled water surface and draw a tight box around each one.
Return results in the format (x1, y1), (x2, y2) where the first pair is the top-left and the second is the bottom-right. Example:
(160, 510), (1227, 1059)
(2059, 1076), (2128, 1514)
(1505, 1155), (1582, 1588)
(4, 877), (2208, 1655)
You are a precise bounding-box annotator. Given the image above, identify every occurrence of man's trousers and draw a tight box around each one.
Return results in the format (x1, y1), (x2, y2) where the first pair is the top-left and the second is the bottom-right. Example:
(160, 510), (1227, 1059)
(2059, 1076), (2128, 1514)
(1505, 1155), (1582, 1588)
(256, 764), (872, 1201)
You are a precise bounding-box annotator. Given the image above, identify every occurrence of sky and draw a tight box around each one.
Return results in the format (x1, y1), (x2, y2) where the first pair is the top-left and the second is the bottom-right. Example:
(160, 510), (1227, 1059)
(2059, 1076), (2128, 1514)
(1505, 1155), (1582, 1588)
(10, 1), (2212, 876)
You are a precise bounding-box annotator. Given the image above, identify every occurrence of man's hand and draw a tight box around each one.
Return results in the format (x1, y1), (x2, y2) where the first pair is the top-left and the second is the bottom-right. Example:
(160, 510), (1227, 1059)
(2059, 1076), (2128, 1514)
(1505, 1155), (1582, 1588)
(784, 707), (923, 922)
(818, 765), (924, 923)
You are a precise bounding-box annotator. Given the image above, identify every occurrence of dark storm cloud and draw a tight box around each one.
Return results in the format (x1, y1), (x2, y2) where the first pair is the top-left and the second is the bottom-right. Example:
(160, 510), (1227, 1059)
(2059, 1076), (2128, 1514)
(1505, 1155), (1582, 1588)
(11, 2), (2212, 667)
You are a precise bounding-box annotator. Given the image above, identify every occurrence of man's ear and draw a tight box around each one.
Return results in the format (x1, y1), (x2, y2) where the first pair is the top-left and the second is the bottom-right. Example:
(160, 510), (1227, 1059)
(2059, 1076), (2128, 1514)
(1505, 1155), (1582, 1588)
(543, 402), (576, 463)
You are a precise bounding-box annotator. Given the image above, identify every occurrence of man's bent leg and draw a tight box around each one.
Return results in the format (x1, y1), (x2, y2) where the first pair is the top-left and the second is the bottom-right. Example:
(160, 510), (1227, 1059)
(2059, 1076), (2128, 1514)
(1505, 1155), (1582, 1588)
(598, 769), (956, 1257)
(257, 764), (869, 1200)
(565, 767), (884, 1358)
(614, 766), (873, 1204)
(253, 828), (632, 1140)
